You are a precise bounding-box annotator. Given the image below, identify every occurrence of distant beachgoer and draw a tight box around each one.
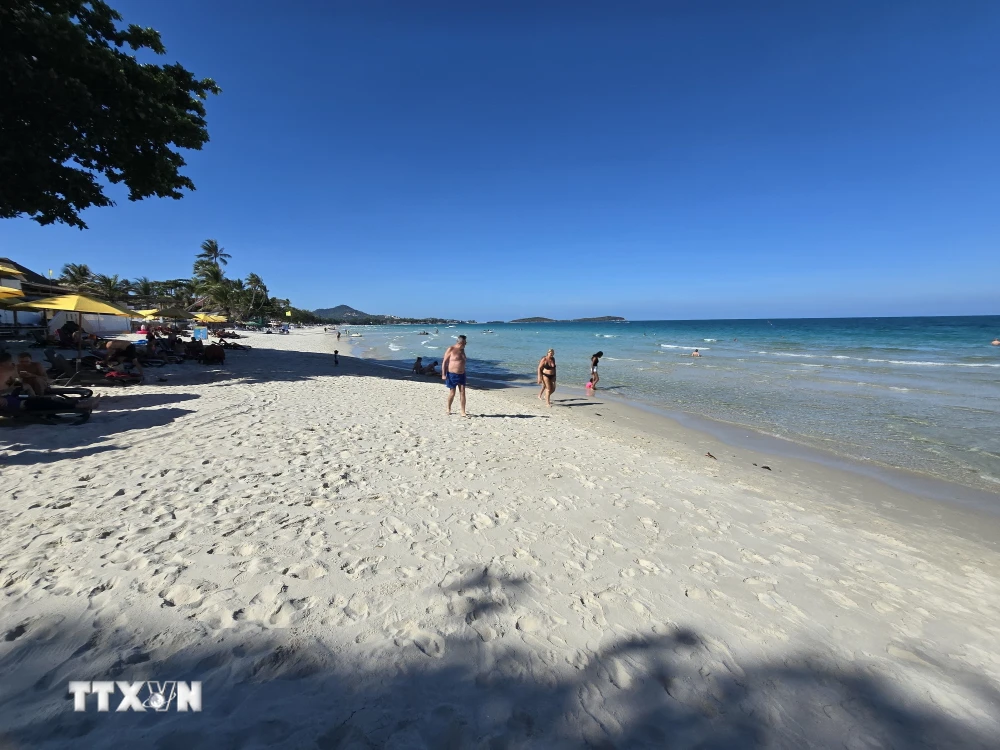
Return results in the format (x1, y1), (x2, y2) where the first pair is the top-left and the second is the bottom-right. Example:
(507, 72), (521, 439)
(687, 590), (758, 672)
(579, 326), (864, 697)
(334, 350), (339, 366)
(590, 351), (603, 389)
(412, 356), (423, 374)
(993, 338), (1000, 346)
(537, 349), (557, 407)
(337, 331), (341, 341)
(423, 360), (439, 375)
(16, 353), (48, 395)
(691, 349), (701, 357)
(442, 335), (468, 416)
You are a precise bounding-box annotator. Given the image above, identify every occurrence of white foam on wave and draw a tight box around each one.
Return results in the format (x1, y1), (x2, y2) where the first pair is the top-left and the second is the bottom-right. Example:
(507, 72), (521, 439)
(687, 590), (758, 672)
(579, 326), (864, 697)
(388, 344), (402, 352)
(660, 344), (709, 351)
(867, 358), (1000, 367)
(604, 357), (644, 362)
(703, 338), (718, 342)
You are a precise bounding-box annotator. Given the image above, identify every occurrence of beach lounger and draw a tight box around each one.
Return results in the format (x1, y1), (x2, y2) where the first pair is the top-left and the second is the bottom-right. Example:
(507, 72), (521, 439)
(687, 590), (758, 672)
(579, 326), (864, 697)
(46, 352), (107, 387)
(0, 391), (96, 425)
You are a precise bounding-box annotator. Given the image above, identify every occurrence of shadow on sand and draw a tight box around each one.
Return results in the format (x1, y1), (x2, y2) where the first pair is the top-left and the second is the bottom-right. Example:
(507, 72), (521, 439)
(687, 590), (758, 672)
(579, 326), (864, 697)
(0, 568), (997, 749)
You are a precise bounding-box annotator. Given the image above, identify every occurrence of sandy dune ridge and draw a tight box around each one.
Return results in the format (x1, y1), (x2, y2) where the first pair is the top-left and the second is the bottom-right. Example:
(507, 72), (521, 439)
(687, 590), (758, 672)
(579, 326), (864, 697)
(1, 329), (999, 748)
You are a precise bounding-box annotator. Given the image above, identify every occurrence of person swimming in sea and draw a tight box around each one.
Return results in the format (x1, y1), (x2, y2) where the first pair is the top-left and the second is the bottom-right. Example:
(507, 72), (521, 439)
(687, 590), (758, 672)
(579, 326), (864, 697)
(690, 349), (701, 357)
(993, 338), (1000, 346)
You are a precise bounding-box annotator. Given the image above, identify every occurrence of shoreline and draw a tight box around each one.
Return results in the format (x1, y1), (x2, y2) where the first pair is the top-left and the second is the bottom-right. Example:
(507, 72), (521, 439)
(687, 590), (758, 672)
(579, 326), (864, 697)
(353, 346), (1000, 527)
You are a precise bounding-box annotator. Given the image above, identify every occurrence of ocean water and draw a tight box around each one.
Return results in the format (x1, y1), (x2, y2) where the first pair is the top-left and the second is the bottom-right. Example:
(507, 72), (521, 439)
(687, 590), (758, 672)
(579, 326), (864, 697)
(346, 317), (1000, 493)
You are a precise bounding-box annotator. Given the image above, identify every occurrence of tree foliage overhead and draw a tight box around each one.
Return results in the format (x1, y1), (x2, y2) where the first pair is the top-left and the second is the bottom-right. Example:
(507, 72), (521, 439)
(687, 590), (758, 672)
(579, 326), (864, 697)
(0, 0), (221, 229)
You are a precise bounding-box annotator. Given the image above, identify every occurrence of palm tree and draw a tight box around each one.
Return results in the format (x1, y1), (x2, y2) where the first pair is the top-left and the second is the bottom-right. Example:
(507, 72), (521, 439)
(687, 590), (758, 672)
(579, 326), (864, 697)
(91, 274), (131, 303)
(131, 276), (158, 306)
(197, 239), (231, 270)
(245, 273), (268, 316)
(207, 279), (241, 321)
(162, 278), (196, 309)
(193, 262), (226, 298)
(59, 263), (94, 292)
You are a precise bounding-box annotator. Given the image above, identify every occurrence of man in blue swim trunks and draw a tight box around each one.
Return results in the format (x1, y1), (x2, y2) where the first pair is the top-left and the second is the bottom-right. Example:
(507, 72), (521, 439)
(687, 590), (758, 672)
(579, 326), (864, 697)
(442, 334), (468, 417)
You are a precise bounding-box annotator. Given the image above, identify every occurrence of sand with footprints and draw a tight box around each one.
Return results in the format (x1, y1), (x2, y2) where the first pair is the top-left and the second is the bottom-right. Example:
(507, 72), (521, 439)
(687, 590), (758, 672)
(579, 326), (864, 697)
(2, 329), (1000, 748)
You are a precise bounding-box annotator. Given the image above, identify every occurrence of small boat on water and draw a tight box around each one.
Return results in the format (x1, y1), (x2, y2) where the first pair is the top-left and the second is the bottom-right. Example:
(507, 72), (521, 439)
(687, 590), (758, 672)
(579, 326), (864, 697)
(482, 329), (494, 334)
(417, 331), (430, 335)
(350, 333), (363, 338)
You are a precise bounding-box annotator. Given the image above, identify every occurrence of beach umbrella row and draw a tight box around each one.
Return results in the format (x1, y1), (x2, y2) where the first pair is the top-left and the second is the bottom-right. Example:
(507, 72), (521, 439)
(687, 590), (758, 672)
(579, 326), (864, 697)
(10, 294), (132, 369)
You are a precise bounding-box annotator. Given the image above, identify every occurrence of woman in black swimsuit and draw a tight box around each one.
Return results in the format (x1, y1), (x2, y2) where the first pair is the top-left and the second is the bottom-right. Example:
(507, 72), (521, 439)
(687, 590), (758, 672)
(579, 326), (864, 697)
(590, 351), (603, 389)
(537, 348), (556, 407)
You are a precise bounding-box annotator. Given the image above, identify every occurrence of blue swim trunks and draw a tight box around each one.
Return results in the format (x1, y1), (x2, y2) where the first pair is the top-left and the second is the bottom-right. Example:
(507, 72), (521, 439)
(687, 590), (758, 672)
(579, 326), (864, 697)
(444, 372), (467, 389)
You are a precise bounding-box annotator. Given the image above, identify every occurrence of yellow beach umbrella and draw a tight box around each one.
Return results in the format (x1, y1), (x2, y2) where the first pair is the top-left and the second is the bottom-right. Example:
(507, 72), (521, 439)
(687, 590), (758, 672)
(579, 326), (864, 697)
(11, 294), (132, 369)
(135, 309), (160, 317)
(144, 306), (194, 320)
(0, 286), (25, 300)
(11, 294), (132, 316)
(0, 263), (26, 277)
(193, 313), (227, 323)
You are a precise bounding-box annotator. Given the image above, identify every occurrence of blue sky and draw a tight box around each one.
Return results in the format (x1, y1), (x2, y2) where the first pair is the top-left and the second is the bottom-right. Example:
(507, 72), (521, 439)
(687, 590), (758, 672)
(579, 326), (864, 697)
(3, 1), (998, 320)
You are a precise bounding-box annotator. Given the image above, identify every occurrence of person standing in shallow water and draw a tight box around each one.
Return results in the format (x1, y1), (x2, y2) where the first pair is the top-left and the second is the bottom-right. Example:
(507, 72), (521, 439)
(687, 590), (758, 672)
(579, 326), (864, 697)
(537, 348), (557, 407)
(442, 335), (468, 417)
(590, 351), (603, 389)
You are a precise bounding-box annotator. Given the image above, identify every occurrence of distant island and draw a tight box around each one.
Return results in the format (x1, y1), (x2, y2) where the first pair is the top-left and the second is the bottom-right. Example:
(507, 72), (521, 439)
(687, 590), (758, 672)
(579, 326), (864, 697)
(312, 306), (627, 325)
(510, 316), (626, 323)
(312, 304), (457, 325)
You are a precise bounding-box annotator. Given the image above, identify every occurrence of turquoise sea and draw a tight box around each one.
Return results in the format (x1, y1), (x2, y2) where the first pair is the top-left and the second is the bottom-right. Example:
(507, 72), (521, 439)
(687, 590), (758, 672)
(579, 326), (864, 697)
(346, 316), (1000, 494)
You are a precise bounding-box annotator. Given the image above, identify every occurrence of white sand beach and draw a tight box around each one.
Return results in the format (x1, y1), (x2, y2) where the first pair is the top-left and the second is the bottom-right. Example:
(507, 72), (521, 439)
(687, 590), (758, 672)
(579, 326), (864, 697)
(2, 329), (1000, 749)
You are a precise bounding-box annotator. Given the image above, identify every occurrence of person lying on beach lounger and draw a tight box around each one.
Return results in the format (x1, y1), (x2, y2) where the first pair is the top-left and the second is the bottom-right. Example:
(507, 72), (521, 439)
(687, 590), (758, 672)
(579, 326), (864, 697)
(107, 344), (144, 379)
(16, 352), (48, 395)
(0, 392), (100, 416)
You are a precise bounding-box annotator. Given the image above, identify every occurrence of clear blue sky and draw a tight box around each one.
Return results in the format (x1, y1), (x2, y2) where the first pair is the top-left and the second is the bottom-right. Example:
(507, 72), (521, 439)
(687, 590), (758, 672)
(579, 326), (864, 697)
(3, 1), (998, 320)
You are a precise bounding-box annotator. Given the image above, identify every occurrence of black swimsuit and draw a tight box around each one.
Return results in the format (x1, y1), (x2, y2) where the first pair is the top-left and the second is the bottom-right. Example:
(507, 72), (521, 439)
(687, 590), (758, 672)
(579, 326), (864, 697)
(541, 359), (556, 379)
